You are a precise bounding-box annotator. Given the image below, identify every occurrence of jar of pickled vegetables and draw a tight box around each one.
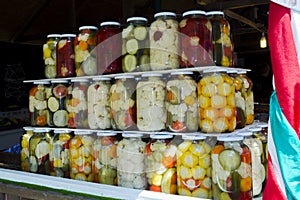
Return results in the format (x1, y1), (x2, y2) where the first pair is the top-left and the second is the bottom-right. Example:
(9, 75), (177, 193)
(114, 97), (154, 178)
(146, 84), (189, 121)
(145, 134), (177, 194)
(20, 127), (34, 172)
(198, 69), (236, 133)
(250, 126), (268, 176)
(122, 17), (150, 72)
(75, 26), (98, 76)
(66, 79), (89, 129)
(49, 80), (69, 128)
(88, 77), (112, 130)
(29, 81), (50, 127)
(177, 134), (212, 198)
(69, 130), (94, 181)
(211, 136), (252, 200)
(166, 71), (198, 132)
(29, 128), (52, 175)
(117, 133), (146, 189)
(206, 11), (233, 67)
(150, 12), (179, 70)
(50, 129), (73, 178)
(179, 10), (213, 68)
(97, 21), (122, 74)
(56, 34), (76, 78)
(92, 131), (118, 184)
(238, 131), (266, 197)
(227, 69), (246, 129)
(237, 70), (254, 125)
(137, 73), (166, 131)
(110, 75), (137, 130)
(43, 34), (60, 78)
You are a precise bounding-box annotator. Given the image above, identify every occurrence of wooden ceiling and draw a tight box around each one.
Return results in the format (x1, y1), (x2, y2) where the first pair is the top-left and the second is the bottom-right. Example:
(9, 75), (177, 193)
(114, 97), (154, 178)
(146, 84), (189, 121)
(0, 0), (269, 51)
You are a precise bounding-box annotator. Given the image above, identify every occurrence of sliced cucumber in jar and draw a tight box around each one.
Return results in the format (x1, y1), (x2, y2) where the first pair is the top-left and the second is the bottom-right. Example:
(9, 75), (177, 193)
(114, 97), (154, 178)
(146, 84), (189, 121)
(123, 54), (137, 72)
(48, 97), (59, 112)
(218, 149), (241, 171)
(126, 39), (139, 55)
(134, 26), (147, 41)
(122, 24), (134, 39)
(53, 110), (68, 127)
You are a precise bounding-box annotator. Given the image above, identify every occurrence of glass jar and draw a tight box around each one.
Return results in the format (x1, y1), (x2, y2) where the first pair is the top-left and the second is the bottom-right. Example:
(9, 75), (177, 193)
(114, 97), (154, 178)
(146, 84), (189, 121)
(179, 10), (213, 68)
(145, 134), (177, 194)
(117, 133), (146, 189)
(211, 136), (252, 200)
(56, 34), (76, 78)
(137, 73), (166, 131)
(69, 130), (94, 182)
(49, 80), (69, 128)
(150, 12), (179, 70)
(74, 26), (98, 76)
(66, 79), (89, 129)
(97, 21), (122, 75)
(88, 77), (112, 130)
(29, 128), (52, 175)
(110, 75), (137, 130)
(206, 11), (233, 67)
(198, 69), (236, 133)
(238, 131), (266, 197)
(166, 71), (198, 132)
(50, 129), (73, 178)
(20, 127), (34, 172)
(177, 135), (212, 198)
(250, 126), (268, 178)
(122, 17), (150, 72)
(43, 34), (60, 78)
(92, 131), (118, 184)
(29, 81), (50, 127)
(258, 123), (268, 136)
(237, 70), (254, 125)
(227, 69), (246, 129)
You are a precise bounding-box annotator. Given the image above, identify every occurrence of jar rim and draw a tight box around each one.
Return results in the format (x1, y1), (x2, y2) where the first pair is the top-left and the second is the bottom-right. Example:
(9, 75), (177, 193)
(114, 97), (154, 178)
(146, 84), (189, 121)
(141, 73), (163, 77)
(171, 71), (193, 75)
(79, 26), (98, 31)
(51, 79), (69, 83)
(100, 21), (121, 27)
(154, 12), (176, 18)
(182, 10), (206, 17)
(150, 134), (173, 139)
(61, 34), (76, 38)
(70, 78), (89, 82)
(54, 129), (72, 134)
(122, 133), (143, 138)
(74, 130), (93, 135)
(47, 34), (61, 38)
(92, 77), (111, 81)
(33, 81), (50, 85)
(23, 127), (34, 131)
(182, 134), (206, 140)
(115, 75), (135, 79)
(206, 11), (224, 16)
(96, 131), (117, 137)
(127, 17), (148, 23)
(217, 136), (243, 141)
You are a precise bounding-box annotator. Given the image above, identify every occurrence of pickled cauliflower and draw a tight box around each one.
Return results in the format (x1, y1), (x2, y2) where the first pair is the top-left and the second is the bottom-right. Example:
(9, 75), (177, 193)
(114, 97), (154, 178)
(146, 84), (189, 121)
(150, 17), (179, 70)
(117, 135), (146, 189)
(137, 76), (166, 131)
(88, 80), (111, 129)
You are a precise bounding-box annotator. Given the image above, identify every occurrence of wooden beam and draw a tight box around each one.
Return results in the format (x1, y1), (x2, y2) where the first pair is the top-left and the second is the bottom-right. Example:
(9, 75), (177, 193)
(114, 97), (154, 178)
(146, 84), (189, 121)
(10, 0), (50, 42)
(224, 10), (262, 32)
(201, 0), (270, 11)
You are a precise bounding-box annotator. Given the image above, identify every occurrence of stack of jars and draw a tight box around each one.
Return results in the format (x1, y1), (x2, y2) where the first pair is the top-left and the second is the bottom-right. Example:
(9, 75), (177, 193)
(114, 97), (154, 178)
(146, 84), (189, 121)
(42, 10), (235, 79)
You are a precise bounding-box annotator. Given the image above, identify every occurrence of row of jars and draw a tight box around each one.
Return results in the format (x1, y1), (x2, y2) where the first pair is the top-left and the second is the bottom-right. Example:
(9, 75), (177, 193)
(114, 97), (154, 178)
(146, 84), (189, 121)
(29, 69), (254, 133)
(43, 10), (233, 79)
(20, 124), (267, 199)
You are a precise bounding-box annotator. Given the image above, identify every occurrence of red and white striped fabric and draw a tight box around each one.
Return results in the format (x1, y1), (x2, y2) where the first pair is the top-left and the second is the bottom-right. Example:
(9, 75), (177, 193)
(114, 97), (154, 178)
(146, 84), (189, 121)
(264, 1), (300, 200)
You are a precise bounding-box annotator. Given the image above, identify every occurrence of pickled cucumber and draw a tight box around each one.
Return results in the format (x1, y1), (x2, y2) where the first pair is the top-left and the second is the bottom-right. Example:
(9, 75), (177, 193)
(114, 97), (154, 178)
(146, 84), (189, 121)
(126, 39), (139, 55)
(134, 26), (147, 41)
(123, 54), (137, 72)
(218, 150), (241, 171)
